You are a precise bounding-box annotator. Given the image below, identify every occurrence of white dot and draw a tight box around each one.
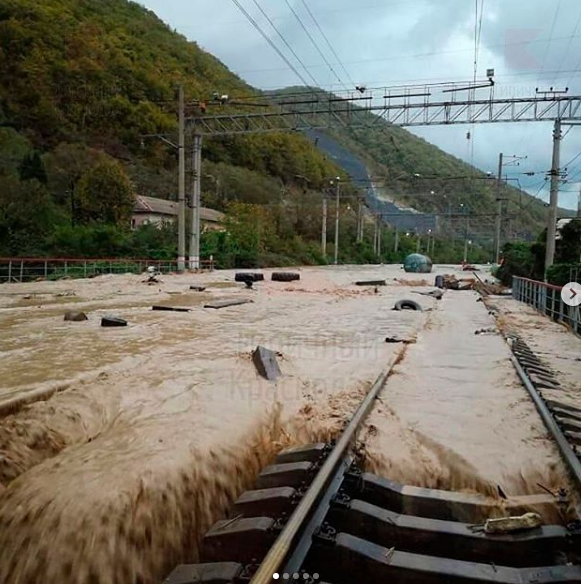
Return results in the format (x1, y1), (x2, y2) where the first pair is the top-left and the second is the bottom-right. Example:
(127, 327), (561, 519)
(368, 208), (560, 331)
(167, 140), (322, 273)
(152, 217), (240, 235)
(273, 575), (279, 581)
(313, 574), (320, 581)
(283, 575), (289, 581)
(303, 575), (310, 580)
(293, 574), (300, 580)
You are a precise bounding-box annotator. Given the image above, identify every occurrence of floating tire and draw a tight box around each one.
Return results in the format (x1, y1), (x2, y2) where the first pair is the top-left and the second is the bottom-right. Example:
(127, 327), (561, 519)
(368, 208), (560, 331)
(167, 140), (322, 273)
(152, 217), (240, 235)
(272, 272), (300, 282)
(394, 299), (422, 311)
(235, 273), (264, 283)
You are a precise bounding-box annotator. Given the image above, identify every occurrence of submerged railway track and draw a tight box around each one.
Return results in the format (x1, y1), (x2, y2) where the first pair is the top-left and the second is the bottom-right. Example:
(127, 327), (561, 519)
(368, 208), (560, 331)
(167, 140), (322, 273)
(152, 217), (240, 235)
(163, 303), (581, 584)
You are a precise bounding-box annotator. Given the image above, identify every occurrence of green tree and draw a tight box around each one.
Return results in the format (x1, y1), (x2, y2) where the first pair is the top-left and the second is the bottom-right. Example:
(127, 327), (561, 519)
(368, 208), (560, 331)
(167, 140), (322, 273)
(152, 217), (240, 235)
(0, 176), (57, 255)
(75, 159), (135, 226)
(18, 152), (47, 183)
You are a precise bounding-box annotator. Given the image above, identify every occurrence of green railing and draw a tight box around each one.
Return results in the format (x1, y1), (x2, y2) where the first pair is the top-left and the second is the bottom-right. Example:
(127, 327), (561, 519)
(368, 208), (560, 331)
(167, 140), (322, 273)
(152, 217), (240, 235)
(0, 257), (214, 283)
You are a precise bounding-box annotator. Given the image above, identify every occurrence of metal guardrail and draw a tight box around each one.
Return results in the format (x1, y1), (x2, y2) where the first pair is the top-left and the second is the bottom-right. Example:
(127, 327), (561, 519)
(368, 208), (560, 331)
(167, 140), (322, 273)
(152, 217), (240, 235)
(512, 276), (580, 336)
(0, 257), (215, 283)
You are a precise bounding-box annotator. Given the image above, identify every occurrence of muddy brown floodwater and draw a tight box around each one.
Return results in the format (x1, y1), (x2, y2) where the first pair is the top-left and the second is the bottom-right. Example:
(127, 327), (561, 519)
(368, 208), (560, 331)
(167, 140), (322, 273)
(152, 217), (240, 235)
(0, 265), (573, 583)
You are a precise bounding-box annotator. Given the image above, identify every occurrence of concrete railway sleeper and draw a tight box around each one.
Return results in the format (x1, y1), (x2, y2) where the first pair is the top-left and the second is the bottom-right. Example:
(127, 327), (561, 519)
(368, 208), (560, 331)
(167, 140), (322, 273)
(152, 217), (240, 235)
(162, 366), (581, 584)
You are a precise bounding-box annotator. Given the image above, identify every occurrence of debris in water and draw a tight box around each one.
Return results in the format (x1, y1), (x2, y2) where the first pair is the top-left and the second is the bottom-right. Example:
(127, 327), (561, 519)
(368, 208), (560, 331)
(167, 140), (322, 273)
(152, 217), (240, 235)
(235, 272), (264, 282)
(355, 280), (386, 286)
(272, 272), (300, 282)
(190, 286), (207, 292)
(484, 512), (543, 534)
(252, 346), (282, 381)
(64, 311), (88, 322)
(394, 299), (422, 311)
(101, 316), (128, 327)
(385, 335), (415, 344)
(152, 306), (191, 313)
(204, 299), (253, 309)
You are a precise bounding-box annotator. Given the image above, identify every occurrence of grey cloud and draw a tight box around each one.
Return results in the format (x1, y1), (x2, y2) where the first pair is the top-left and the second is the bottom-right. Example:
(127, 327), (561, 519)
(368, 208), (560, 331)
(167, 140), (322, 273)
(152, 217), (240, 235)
(139, 0), (581, 209)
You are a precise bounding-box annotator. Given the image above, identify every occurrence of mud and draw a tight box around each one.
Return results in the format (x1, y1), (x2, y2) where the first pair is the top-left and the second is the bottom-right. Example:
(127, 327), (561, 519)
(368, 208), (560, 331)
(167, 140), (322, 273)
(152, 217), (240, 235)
(0, 265), (573, 583)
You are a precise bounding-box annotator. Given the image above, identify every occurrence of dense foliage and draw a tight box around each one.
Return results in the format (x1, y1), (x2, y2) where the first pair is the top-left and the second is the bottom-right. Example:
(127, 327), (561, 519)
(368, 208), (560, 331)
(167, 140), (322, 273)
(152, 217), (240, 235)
(496, 220), (581, 285)
(0, 0), (553, 267)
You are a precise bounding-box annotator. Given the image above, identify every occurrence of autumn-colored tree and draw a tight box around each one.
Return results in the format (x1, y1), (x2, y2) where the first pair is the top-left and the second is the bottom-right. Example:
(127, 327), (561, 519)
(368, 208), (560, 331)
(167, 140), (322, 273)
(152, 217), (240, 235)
(75, 159), (135, 226)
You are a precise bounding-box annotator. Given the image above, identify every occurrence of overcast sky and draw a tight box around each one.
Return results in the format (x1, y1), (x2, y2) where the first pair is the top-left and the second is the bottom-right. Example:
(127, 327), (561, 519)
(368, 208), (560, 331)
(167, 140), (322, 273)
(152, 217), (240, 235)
(140, 0), (581, 210)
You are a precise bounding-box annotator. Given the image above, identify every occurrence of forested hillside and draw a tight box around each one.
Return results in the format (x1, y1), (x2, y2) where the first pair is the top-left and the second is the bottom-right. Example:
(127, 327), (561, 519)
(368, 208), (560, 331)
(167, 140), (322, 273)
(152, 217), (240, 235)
(0, 0), (554, 267)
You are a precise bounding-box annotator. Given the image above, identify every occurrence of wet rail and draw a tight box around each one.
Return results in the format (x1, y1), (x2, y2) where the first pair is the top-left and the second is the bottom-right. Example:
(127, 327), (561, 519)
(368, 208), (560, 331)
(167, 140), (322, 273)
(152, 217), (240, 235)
(508, 335), (581, 501)
(162, 356), (581, 584)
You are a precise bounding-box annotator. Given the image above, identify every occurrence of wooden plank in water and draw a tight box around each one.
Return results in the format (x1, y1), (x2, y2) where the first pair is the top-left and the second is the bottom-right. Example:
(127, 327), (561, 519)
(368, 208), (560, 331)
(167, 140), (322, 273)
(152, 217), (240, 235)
(204, 299), (254, 309)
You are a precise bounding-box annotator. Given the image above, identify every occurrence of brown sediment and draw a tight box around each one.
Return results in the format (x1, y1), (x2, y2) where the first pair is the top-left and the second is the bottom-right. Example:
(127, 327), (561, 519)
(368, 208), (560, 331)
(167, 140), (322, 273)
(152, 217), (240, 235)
(0, 413), (283, 584)
(0, 265), (575, 582)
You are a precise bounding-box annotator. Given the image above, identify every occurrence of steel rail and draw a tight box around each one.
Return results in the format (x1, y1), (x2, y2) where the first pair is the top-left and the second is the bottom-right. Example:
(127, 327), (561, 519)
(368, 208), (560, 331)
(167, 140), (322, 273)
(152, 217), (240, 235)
(509, 355), (581, 494)
(250, 363), (397, 584)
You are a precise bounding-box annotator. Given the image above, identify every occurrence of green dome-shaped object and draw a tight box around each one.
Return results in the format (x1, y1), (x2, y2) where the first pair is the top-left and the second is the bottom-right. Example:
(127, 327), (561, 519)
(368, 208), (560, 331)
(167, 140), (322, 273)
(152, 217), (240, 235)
(404, 253), (433, 274)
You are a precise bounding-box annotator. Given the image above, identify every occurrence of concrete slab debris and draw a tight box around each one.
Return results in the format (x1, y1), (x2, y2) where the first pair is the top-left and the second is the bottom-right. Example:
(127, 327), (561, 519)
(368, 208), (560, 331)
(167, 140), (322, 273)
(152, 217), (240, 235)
(101, 316), (127, 327)
(152, 306), (191, 313)
(189, 286), (207, 292)
(252, 346), (282, 382)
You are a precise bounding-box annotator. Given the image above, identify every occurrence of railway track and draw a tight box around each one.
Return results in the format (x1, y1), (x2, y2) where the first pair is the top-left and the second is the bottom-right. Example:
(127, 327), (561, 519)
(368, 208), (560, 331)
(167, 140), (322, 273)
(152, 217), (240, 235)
(162, 348), (581, 584)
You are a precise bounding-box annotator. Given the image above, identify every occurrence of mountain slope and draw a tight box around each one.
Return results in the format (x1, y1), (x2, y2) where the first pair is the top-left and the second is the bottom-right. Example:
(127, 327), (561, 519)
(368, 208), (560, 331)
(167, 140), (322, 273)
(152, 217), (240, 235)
(0, 0), (554, 263)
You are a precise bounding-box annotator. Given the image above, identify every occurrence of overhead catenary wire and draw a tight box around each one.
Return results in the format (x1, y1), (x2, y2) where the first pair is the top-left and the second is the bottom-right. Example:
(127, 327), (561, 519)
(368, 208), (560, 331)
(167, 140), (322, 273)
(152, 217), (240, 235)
(553, 6), (581, 85)
(229, 0), (311, 86)
(282, 0), (345, 88)
(249, 0), (321, 87)
(298, 0), (356, 88)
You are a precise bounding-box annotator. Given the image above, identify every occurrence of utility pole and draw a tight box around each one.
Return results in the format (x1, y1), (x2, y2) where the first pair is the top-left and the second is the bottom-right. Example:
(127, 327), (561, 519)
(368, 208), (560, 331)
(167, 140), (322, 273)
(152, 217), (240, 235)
(463, 216), (470, 262)
(394, 224), (399, 254)
(356, 200), (362, 243)
(416, 233), (421, 253)
(373, 215), (378, 255)
(189, 133), (203, 270)
(577, 184), (581, 218)
(333, 178), (341, 265)
(321, 195), (327, 256)
(177, 85), (186, 272)
(494, 152), (503, 264)
(545, 119), (562, 277)
(377, 219), (382, 258)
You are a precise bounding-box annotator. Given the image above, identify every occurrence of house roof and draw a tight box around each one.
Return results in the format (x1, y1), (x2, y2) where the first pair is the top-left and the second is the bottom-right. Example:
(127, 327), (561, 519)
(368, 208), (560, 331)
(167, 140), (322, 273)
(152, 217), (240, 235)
(134, 196), (225, 223)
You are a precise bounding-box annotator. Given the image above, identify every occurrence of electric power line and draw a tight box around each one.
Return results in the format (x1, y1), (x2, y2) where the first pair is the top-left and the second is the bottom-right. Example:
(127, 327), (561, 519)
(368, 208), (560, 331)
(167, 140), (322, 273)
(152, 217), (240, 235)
(229, 0), (310, 86)
(250, 0), (320, 87)
(540, 0), (562, 75)
(282, 0), (345, 87)
(553, 6), (581, 85)
(298, 0), (356, 88)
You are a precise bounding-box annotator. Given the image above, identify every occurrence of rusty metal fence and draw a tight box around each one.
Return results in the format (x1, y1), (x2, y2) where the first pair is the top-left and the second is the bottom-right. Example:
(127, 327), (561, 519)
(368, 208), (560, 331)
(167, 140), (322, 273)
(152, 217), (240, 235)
(0, 257), (215, 283)
(512, 276), (580, 336)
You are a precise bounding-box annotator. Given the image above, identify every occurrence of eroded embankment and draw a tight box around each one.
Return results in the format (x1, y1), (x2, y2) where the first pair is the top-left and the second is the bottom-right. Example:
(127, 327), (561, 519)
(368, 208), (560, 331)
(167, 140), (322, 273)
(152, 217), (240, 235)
(0, 405), (285, 584)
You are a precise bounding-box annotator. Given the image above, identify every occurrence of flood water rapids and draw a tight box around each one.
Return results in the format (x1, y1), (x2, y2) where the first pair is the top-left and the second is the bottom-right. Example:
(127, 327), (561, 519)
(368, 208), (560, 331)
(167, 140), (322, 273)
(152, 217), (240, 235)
(0, 266), (572, 583)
